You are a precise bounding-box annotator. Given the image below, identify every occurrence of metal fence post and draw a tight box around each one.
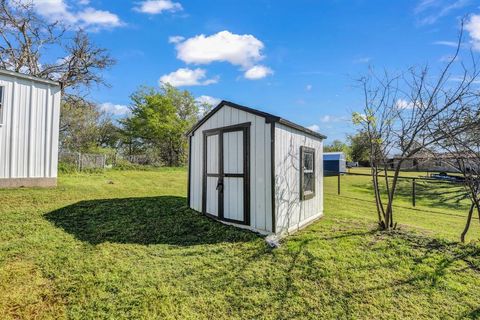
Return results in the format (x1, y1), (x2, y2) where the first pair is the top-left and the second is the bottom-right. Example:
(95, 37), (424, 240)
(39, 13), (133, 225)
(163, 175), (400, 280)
(338, 173), (341, 195)
(412, 178), (416, 207)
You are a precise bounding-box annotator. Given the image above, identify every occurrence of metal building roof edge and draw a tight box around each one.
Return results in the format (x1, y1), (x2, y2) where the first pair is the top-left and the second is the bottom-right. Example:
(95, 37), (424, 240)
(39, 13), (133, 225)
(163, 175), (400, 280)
(0, 69), (61, 86)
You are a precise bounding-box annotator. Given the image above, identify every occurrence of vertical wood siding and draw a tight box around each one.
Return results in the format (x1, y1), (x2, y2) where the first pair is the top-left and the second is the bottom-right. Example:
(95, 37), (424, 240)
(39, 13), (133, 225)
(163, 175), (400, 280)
(189, 105), (273, 233)
(0, 75), (61, 179)
(274, 123), (324, 234)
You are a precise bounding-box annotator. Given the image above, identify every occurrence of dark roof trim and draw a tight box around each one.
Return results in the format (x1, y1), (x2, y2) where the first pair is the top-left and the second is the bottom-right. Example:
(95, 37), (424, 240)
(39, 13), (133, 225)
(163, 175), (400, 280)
(276, 118), (327, 140)
(187, 100), (327, 140)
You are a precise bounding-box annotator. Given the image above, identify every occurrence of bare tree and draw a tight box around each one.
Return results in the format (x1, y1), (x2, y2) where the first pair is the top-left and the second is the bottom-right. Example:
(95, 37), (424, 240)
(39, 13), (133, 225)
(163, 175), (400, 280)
(0, 0), (114, 92)
(353, 21), (480, 230)
(439, 112), (480, 242)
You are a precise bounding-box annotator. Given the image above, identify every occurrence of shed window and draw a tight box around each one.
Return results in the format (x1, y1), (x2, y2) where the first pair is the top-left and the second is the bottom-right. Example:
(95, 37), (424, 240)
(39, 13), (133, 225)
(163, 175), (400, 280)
(301, 146), (315, 200)
(0, 86), (3, 124)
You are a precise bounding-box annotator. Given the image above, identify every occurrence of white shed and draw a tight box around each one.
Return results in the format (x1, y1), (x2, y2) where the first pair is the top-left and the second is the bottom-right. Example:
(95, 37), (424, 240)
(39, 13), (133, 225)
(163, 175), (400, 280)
(0, 69), (61, 188)
(187, 101), (327, 235)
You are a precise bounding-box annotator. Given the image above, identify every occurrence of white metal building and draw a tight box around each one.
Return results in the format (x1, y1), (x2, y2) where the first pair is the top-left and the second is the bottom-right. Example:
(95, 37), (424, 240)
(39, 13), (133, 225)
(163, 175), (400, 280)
(0, 69), (61, 188)
(187, 101), (326, 235)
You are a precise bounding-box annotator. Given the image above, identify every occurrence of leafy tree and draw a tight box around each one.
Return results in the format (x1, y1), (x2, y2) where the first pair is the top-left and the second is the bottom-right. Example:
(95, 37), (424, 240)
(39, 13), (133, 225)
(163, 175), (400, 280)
(97, 118), (122, 150)
(347, 132), (370, 163)
(324, 140), (351, 161)
(197, 101), (214, 117)
(60, 96), (120, 152)
(121, 85), (198, 166)
(60, 97), (100, 152)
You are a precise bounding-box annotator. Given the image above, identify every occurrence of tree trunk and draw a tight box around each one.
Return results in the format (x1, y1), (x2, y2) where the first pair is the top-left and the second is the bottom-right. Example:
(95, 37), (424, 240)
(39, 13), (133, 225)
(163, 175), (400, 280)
(384, 162), (403, 230)
(461, 202), (475, 243)
(371, 165), (386, 229)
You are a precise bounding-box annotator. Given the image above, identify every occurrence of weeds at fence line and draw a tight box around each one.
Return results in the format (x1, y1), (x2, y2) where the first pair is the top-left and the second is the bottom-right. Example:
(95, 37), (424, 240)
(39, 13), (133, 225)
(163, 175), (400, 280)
(58, 151), (167, 172)
(59, 151), (107, 171)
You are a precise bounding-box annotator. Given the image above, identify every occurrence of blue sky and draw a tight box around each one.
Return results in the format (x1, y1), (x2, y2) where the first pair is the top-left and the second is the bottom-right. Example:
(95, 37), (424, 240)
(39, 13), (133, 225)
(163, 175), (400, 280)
(36, 0), (480, 142)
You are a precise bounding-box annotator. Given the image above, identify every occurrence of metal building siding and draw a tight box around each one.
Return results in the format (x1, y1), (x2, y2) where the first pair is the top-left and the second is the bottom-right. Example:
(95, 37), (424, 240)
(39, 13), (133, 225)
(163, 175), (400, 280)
(189, 105), (273, 233)
(274, 123), (323, 234)
(0, 74), (60, 179)
(324, 152), (346, 175)
(324, 160), (340, 175)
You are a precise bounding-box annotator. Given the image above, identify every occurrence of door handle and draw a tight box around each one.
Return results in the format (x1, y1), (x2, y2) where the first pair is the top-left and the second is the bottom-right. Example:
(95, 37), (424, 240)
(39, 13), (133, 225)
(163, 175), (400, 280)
(216, 179), (223, 191)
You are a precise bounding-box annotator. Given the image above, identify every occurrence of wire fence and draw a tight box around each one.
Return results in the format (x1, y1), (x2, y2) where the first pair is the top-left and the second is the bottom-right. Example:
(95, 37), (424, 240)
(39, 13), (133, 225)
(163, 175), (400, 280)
(122, 154), (163, 166)
(58, 151), (167, 171)
(326, 170), (468, 210)
(59, 151), (107, 170)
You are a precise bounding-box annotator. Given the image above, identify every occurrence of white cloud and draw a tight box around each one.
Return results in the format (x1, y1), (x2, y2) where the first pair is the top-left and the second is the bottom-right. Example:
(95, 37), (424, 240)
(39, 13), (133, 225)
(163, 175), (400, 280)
(171, 30), (272, 79)
(77, 8), (122, 28)
(100, 102), (130, 116)
(306, 84), (312, 91)
(449, 76), (480, 84)
(174, 31), (265, 67)
(244, 65), (273, 80)
(159, 68), (218, 87)
(319, 115), (350, 123)
(415, 0), (440, 14)
(433, 40), (459, 47)
(320, 115), (332, 123)
(25, 0), (75, 22)
(395, 99), (414, 110)
(196, 95), (221, 106)
(168, 35), (185, 44)
(466, 14), (480, 51)
(353, 57), (371, 64)
(22, 0), (123, 29)
(134, 0), (182, 14)
(439, 54), (458, 62)
(307, 124), (320, 132)
(414, 0), (469, 25)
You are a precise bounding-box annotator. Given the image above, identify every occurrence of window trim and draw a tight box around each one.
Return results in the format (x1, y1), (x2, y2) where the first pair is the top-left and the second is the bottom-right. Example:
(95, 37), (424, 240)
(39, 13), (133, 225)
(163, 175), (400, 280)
(300, 146), (316, 201)
(0, 86), (4, 126)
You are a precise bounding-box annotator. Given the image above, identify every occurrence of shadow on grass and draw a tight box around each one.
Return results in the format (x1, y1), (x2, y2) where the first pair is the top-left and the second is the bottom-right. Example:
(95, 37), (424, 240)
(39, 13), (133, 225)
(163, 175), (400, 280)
(325, 192), (468, 219)
(348, 179), (468, 211)
(464, 308), (480, 319)
(344, 231), (480, 297)
(44, 196), (259, 246)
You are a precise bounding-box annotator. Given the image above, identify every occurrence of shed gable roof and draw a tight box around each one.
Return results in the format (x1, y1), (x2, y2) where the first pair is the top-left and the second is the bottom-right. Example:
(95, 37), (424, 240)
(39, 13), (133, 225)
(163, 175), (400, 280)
(187, 100), (327, 140)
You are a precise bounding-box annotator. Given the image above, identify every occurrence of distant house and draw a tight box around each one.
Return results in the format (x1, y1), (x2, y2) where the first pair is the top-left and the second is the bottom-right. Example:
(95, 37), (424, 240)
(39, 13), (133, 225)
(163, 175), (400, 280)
(389, 152), (479, 173)
(0, 69), (61, 188)
(187, 100), (327, 235)
(323, 152), (346, 175)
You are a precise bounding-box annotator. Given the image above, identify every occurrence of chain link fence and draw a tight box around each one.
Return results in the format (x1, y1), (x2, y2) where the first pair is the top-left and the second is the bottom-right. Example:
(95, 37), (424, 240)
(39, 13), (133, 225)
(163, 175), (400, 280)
(59, 151), (107, 171)
(59, 151), (167, 171)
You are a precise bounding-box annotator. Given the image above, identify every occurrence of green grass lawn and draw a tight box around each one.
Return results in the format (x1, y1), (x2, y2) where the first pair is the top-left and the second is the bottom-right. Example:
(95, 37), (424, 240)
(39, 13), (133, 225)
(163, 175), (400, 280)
(1, 168), (479, 319)
(334, 168), (480, 240)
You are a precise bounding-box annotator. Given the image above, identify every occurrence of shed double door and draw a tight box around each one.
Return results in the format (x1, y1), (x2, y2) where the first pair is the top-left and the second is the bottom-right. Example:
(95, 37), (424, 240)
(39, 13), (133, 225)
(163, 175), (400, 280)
(203, 123), (250, 225)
